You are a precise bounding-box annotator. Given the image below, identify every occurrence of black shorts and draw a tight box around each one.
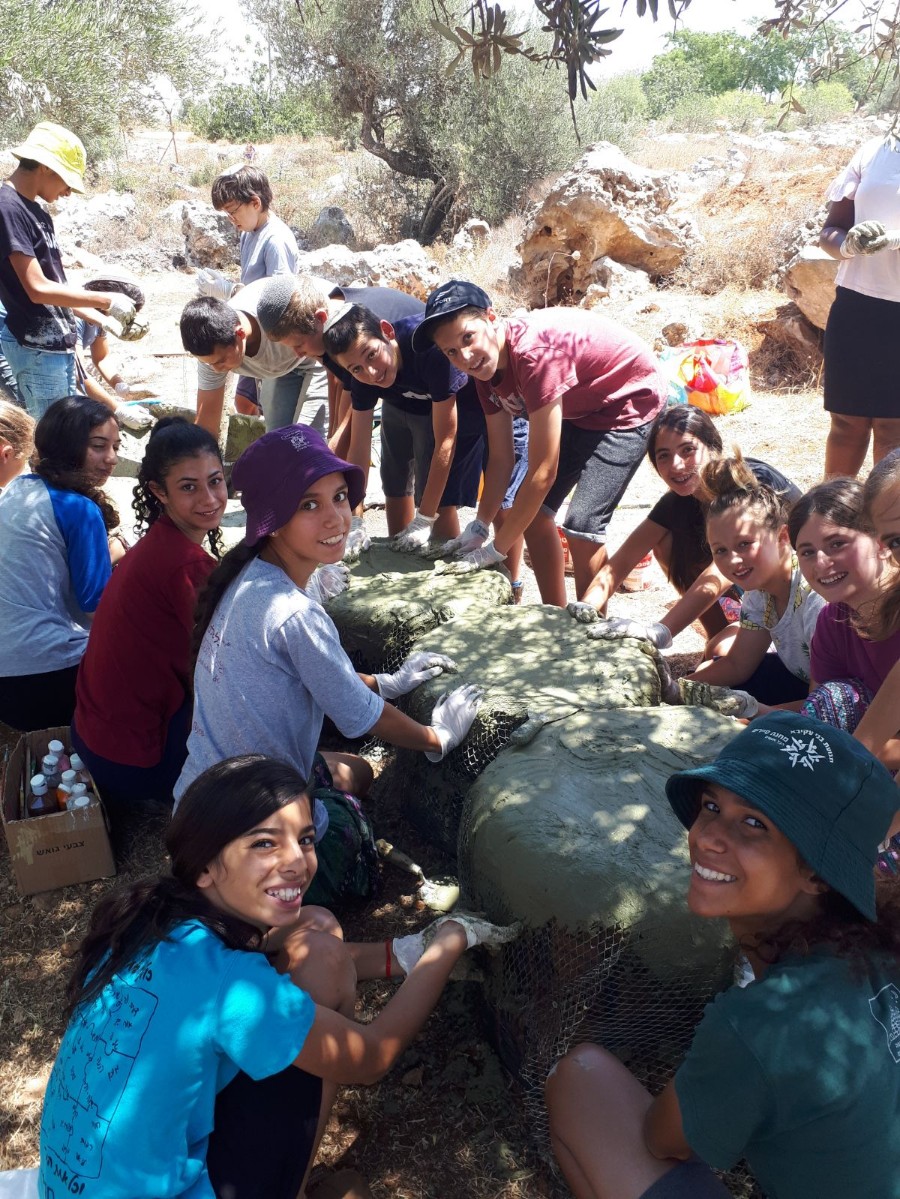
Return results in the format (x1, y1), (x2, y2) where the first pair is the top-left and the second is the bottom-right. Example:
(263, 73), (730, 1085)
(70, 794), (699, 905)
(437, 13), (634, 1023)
(207, 1065), (322, 1199)
(543, 420), (653, 545)
(639, 1160), (732, 1198)
(824, 285), (900, 419)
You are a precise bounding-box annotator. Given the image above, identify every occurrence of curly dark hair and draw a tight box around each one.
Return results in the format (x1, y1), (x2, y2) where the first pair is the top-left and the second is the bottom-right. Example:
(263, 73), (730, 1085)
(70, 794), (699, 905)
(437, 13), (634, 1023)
(33, 396), (119, 532)
(132, 416), (224, 558)
(747, 874), (900, 973)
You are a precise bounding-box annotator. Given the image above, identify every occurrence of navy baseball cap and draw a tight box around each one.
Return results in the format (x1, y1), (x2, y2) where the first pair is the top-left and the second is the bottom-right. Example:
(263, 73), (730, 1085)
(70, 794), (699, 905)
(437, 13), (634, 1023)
(665, 711), (897, 920)
(409, 280), (492, 354)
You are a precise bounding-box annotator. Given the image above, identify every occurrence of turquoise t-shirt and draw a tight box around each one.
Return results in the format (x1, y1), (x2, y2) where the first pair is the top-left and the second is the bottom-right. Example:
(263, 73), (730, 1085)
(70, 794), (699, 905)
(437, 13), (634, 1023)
(675, 951), (900, 1198)
(39, 921), (316, 1199)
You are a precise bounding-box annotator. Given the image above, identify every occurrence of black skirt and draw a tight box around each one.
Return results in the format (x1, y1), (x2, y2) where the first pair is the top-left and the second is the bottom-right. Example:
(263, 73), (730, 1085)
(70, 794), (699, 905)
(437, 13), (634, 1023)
(824, 285), (900, 418)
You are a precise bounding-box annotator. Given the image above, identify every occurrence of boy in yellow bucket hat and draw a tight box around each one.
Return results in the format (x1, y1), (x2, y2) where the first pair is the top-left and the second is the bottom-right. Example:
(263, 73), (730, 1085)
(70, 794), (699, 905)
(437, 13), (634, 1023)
(0, 122), (137, 418)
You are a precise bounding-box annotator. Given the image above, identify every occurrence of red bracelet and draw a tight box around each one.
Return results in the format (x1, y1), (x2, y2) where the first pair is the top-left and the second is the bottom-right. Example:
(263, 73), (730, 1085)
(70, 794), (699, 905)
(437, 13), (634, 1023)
(385, 939), (392, 979)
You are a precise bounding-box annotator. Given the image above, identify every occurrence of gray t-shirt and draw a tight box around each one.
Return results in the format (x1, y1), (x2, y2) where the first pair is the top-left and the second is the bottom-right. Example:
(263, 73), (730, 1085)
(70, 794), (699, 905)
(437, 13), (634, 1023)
(196, 277), (304, 391)
(174, 556), (384, 802)
(239, 214), (300, 285)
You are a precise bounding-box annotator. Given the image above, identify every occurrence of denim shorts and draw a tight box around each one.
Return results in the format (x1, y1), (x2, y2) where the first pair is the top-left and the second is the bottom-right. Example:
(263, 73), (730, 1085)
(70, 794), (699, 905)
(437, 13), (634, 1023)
(502, 416), (530, 509)
(379, 401), (485, 508)
(0, 334), (76, 419)
(543, 419), (653, 544)
(259, 363), (329, 433)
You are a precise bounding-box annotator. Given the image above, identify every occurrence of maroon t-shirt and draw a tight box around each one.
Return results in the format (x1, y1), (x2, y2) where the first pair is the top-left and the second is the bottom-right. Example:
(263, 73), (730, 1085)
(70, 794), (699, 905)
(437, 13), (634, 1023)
(75, 516), (216, 766)
(474, 308), (665, 431)
(810, 602), (900, 695)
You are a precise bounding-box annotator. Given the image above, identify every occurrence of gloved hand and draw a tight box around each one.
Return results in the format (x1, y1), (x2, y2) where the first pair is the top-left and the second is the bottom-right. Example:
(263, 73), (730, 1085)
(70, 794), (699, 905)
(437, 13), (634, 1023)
(305, 562), (351, 604)
(374, 650), (457, 699)
(390, 510), (437, 553)
(117, 311), (149, 342)
(343, 517), (371, 562)
(104, 292), (137, 326)
(841, 220), (887, 257)
(584, 617), (673, 649)
(567, 601), (599, 624)
(434, 541), (507, 575)
(425, 682), (484, 761)
(444, 517), (490, 557)
(677, 679), (759, 719)
(196, 268), (236, 302)
(862, 227), (900, 253)
(392, 912), (521, 976)
(114, 380), (132, 398)
(115, 403), (153, 433)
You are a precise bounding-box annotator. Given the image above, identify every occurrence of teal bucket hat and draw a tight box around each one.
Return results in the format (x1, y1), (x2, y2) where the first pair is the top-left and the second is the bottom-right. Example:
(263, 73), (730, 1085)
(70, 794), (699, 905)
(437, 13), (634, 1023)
(665, 711), (897, 921)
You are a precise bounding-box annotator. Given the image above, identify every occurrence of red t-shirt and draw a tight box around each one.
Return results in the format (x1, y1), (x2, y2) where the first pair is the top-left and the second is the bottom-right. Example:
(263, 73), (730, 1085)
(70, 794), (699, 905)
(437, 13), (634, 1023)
(474, 308), (665, 431)
(75, 516), (216, 767)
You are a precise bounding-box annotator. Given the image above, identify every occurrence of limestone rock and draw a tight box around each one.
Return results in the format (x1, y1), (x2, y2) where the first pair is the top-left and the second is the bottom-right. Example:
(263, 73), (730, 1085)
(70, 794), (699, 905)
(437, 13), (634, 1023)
(512, 142), (700, 306)
(149, 402), (196, 424)
(452, 218), (492, 253)
(580, 257), (653, 308)
(783, 244), (838, 330)
(110, 428), (148, 478)
(756, 302), (823, 372)
(309, 206), (354, 248)
(293, 239), (440, 300)
(54, 190), (136, 247)
(181, 201), (239, 269)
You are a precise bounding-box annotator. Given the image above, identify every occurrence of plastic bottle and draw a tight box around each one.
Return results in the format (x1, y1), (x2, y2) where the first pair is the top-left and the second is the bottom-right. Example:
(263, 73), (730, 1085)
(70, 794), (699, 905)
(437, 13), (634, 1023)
(41, 754), (61, 790)
(27, 776), (55, 818)
(67, 785), (91, 811)
(57, 769), (78, 810)
(47, 739), (70, 773)
(69, 753), (89, 785)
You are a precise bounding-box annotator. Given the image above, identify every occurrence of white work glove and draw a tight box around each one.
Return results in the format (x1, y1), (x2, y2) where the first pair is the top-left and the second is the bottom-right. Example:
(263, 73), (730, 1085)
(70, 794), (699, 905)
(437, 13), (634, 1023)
(585, 617), (673, 650)
(445, 517), (490, 557)
(677, 679), (759, 719)
(115, 403), (153, 433)
(841, 220), (888, 257)
(862, 227), (900, 253)
(374, 651), (457, 700)
(567, 601), (599, 624)
(435, 541), (507, 575)
(196, 268), (235, 301)
(392, 912), (521, 976)
(113, 380), (132, 398)
(104, 292), (136, 325)
(391, 510), (437, 553)
(343, 517), (371, 562)
(305, 562), (350, 604)
(425, 682), (484, 761)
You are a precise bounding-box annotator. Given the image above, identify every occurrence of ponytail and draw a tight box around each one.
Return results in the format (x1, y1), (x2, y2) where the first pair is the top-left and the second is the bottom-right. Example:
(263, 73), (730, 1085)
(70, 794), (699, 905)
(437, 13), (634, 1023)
(192, 539), (264, 665)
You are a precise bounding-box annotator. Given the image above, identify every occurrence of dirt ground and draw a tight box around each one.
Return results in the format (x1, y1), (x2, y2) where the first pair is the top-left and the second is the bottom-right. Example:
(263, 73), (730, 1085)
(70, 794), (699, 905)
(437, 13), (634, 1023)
(0, 376), (833, 1195)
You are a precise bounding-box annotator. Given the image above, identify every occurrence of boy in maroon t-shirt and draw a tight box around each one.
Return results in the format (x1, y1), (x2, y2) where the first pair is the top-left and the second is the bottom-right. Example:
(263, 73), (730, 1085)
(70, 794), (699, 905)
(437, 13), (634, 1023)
(412, 280), (665, 605)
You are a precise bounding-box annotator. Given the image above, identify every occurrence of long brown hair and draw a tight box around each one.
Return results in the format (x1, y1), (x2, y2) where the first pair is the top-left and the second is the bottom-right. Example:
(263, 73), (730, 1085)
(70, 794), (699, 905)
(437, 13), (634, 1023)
(862, 451), (900, 640)
(192, 539), (264, 665)
(33, 395), (119, 532)
(66, 756), (310, 1015)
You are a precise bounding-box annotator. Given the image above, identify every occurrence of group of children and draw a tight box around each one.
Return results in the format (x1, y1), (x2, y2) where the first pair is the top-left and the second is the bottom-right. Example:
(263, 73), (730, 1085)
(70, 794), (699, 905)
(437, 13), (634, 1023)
(1, 124), (899, 1198)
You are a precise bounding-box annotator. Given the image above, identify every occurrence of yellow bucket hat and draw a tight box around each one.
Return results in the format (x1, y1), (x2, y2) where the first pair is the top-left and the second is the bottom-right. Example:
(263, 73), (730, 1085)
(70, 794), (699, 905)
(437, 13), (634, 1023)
(11, 122), (87, 193)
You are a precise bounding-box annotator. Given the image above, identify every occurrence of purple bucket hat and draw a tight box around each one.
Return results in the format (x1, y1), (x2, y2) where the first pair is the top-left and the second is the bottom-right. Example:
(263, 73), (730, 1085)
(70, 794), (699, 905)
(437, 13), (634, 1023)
(231, 425), (365, 546)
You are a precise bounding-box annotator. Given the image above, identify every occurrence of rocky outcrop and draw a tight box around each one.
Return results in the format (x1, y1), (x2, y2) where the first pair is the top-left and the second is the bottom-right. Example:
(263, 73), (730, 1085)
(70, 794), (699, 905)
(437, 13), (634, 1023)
(180, 201), (239, 269)
(54, 190), (136, 247)
(783, 245), (838, 330)
(512, 142), (700, 307)
(756, 301), (823, 372)
(308, 206), (354, 249)
(293, 239), (440, 300)
(452, 218), (492, 254)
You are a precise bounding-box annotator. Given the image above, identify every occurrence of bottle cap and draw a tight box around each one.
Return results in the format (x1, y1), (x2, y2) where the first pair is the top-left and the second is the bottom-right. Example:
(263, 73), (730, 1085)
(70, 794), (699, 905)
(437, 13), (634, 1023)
(70, 753), (84, 771)
(48, 739), (65, 754)
(30, 775), (48, 792)
(70, 783), (87, 797)
(42, 753), (59, 767)
(70, 795), (91, 810)
(61, 769), (77, 784)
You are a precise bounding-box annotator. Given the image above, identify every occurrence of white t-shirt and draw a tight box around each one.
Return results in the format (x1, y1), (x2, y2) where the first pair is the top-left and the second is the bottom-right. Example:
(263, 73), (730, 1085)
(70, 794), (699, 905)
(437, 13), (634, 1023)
(739, 561), (825, 683)
(827, 137), (900, 302)
(196, 276), (303, 391)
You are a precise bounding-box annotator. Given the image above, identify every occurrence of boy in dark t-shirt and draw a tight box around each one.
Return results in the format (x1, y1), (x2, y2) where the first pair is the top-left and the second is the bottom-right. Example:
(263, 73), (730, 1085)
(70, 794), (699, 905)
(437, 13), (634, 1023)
(0, 123), (136, 417)
(322, 304), (485, 552)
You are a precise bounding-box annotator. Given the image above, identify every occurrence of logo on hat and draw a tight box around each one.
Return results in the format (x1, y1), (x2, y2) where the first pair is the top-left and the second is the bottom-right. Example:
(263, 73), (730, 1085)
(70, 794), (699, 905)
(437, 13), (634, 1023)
(289, 431), (310, 451)
(781, 735), (828, 770)
(751, 724), (834, 771)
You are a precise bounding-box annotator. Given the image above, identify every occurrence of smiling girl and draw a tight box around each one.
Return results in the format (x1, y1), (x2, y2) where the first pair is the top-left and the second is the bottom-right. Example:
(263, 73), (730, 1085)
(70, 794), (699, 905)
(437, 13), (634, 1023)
(786, 479), (900, 750)
(0, 395), (119, 730)
(39, 754), (505, 1199)
(570, 407), (801, 652)
(684, 454), (823, 705)
(175, 425), (481, 897)
(72, 418), (226, 830)
(545, 712), (900, 1199)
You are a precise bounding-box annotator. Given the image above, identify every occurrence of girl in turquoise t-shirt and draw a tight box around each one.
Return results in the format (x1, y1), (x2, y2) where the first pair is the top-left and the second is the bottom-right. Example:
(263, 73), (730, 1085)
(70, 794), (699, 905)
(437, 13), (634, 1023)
(545, 712), (900, 1199)
(39, 754), (511, 1199)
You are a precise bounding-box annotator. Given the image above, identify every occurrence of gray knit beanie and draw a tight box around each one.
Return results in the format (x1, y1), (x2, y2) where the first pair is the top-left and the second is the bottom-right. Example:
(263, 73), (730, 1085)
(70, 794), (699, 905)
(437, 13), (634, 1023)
(257, 274), (298, 333)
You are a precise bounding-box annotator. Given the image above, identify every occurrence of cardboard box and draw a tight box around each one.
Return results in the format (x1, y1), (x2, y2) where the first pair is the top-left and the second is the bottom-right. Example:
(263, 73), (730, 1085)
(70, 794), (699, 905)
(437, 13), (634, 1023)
(1, 726), (116, 896)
